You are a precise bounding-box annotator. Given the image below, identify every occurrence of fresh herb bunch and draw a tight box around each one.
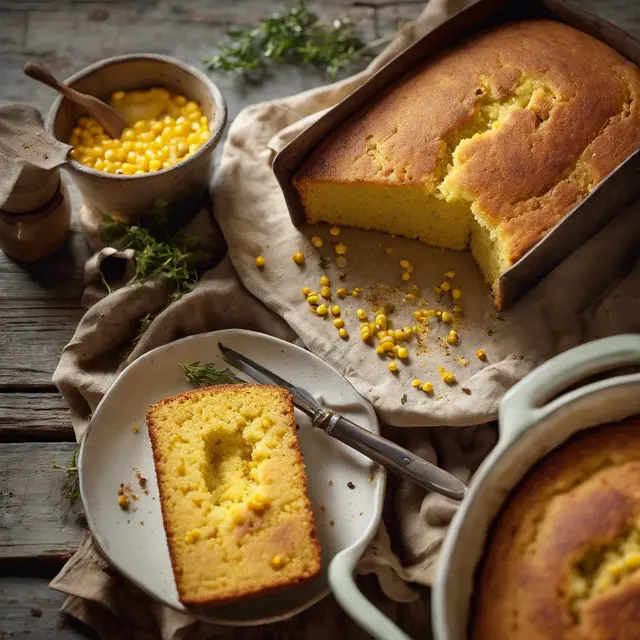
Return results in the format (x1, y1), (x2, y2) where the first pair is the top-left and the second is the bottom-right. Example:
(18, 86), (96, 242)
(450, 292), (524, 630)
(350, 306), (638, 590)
(52, 449), (80, 505)
(100, 215), (211, 303)
(203, 1), (370, 79)
(180, 361), (242, 386)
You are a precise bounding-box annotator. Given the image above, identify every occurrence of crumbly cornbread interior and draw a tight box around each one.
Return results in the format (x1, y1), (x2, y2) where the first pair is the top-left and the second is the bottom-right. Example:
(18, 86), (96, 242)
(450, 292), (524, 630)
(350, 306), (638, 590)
(148, 384), (320, 606)
(294, 20), (640, 307)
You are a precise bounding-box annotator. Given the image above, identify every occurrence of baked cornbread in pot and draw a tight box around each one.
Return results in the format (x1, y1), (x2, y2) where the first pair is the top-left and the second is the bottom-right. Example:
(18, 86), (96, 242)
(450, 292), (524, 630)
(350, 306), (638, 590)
(293, 20), (640, 308)
(472, 418), (640, 639)
(147, 384), (321, 606)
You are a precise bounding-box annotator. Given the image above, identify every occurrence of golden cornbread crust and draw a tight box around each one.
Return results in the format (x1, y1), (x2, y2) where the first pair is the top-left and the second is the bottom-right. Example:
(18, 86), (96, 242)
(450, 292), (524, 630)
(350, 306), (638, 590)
(147, 384), (321, 607)
(472, 417), (640, 640)
(294, 20), (640, 305)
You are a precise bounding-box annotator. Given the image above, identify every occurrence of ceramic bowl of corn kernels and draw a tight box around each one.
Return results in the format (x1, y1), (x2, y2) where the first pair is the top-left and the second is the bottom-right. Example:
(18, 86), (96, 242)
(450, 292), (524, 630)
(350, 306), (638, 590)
(46, 54), (227, 218)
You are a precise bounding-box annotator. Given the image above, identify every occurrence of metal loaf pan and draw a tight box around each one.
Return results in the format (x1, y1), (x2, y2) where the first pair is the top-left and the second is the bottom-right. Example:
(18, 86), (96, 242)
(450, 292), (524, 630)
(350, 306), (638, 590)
(272, 0), (640, 309)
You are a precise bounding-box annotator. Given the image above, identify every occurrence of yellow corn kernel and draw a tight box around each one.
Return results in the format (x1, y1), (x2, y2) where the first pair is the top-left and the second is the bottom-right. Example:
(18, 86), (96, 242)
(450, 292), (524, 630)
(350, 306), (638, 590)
(412, 311), (422, 320)
(247, 495), (265, 512)
(422, 382), (434, 393)
(441, 372), (456, 384)
(435, 286), (442, 296)
(94, 159), (105, 171)
(120, 163), (137, 175)
(356, 309), (367, 320)
(292, 252), (305, 265)
(118, 495), (130, 509)
(385, 247), (394, 254)
(382, 341), (395, 353)
(452, 289), (461, 299)
(338, 328), (349, 339)
(173, 95), (188, 106)
(375, 346), (384, 355)
(388, 362), (398, 373)
(445, 270), (456, 279)
(301, 286), (311, 296)
(397, 347), (409, 359)
(255, 256), (265, 267)
(329, 226), (340, 236)
(104, 162), (117, 173)
(333, 318), (345, 329)
(441, 312), (453, 323)
(320, 275), (330, 286)
(441, 281), (451, 292)
(336, 287), (347, 297)
(351, 288), (362, 297)
(149, 159), (162, 171)
(453, 305), (462, 313)
(380, 334), (395, 345)
(330, 305), (340, 317)
(311, 236), (323, 248)
(399, 259), (410, 269)
(407, 265), (415, 274)
(307, 293), (320, 305)
(361, 332), (371, 343)
(403, 326), (413, 337)
(425, 310), (438, 318)
(316, 304), (328, 316)
(335, 243), (347, 255)
(375, 314), (387, 331)
(446, 330), (458, 345)
(411, 379), (422, 387)
(261, 417), (272, 428)
(394, 329), (404, 341)
(476, 349), (487, 361)
(184, 529), (200, 544)
(401, 272), (410, 281)
(321, 286), (331, 299)
(271, 555), (286, 569)
(336, 256), (347, 268)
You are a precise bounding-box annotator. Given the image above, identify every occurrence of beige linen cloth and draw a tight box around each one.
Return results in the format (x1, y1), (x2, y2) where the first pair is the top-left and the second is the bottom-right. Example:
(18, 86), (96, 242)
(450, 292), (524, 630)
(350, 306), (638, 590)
(51, 0), (640, 637)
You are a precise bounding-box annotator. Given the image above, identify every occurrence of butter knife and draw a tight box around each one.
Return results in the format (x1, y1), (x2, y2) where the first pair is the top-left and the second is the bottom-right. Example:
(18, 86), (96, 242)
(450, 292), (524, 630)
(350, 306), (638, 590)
(218, 343), (467, 501)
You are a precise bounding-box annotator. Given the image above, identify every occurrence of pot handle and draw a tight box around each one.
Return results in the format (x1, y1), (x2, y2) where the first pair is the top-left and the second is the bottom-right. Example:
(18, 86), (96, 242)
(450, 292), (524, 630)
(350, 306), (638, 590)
(499, 334), (640, 446)
(329, 548), (411, 640)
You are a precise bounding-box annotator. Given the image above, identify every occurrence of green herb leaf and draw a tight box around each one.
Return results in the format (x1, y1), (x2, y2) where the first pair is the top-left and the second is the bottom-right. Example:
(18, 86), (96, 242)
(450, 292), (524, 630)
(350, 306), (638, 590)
(180, 361), (242, 386)
(318, 254), (329, 270)
(203, 1), (371, 80)
(52, 449), (80, 505)
(401, 393), (407, 405)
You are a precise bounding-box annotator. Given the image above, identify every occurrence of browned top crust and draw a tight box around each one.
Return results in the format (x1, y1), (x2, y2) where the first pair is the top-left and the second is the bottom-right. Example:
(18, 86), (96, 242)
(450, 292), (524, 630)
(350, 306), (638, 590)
(472, 418), (640, 640)
(294, 20), (640, 263)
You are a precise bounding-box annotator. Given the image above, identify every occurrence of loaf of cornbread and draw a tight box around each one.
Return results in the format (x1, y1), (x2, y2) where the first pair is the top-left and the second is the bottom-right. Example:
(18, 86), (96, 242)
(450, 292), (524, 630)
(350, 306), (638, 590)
(472, 418), (640, 639)
(147, 384), (321, 606)
(293, 20), (640, 308)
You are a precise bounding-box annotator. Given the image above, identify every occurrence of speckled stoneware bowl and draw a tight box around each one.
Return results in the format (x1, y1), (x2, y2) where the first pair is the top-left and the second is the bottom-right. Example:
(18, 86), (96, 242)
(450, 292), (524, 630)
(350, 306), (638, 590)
(46, 54), (227, 218)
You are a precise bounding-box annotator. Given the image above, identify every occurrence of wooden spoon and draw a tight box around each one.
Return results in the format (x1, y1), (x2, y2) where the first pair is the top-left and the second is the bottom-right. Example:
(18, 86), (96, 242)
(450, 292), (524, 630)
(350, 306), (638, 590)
(24, 62), (128, 138)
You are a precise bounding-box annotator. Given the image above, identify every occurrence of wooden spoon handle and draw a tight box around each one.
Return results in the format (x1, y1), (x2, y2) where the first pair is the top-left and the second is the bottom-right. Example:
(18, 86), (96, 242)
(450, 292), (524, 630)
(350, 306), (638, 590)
(24, 62), (79, 101)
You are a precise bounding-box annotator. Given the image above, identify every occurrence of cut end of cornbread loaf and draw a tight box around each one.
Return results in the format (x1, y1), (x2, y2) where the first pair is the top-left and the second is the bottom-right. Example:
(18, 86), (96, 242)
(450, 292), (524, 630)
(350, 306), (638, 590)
(147, 384), (321, 607)
(293, 20), (640, 308)
(472, 418), (640, 640)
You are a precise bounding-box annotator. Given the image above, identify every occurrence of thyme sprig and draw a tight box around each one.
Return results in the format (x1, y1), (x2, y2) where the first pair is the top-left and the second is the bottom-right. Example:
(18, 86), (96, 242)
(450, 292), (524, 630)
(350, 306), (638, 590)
(203, 1), (370, 80)
(51, 449), (80, 506)
(180, 361), (242, 386)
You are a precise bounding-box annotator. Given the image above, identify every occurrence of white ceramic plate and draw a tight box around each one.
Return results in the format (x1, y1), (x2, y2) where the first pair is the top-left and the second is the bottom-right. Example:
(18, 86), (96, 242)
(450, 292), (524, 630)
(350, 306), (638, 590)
(80, 329), (384, 625)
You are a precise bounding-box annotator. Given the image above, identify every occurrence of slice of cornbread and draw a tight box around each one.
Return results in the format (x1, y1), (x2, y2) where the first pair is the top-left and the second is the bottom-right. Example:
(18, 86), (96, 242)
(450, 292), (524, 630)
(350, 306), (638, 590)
(147, 384), (321, 606)
(293, 20), (640, 308)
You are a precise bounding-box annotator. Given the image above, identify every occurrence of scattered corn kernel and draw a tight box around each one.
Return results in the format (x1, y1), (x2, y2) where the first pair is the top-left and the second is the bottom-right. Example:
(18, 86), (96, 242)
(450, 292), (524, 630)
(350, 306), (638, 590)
(441, 311), (453, 323)
(329, 226), (340, 236)
(292, 252), (305, 265)
(445, 270), (456, 279)
(375, 314), (387, 331)
(388, 362), (398, 373)
(307, 293), (320, 305)
(335, 243), (347, 255)
(375, 346), (385, 355)
(336, 256), (347, 268)
(118, 495), (130, 509)
(255, 256), (265, 267)
(399, 259), (410, 269)
(452, 288), (462, 299)
(351, 288), (361, 297)
(397, 347), (409, 359)
(446, 330), (458, 345)
(338, 327), (349, 339)
(321, 286), (331, 299)
(385, 247), (394, 254)
(401, 272), (410, 281)
(311, 236), (323, 248)
(301, 286), (311, 296)
(421, 382), (434, 393)
(441, 371), (456, 384)
(411, 379), (422, 387)
(316, 304), (328, 316)
(333, 318), (345, 328)
(476, 349), (487, 361)
(453, 305), (462, 313)
(320, 275), (330, 286)
(403, 326), (413, 337)
(132, 425), (139, 433)
(441, 281), (451, 292)
(330, 305), (341, 316)
(407, 265), (415, 273)
(336, 287), (347, 297)
(356, 309), (367, 320)
(271, 555), (286, 569)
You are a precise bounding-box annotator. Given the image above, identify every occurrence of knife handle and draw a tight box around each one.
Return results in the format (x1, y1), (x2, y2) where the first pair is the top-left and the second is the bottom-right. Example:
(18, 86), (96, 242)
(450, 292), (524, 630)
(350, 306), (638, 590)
(320, 413), (467, 501)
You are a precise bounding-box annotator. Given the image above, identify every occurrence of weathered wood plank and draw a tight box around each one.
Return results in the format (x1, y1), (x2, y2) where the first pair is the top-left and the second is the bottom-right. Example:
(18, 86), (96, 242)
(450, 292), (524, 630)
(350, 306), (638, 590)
(0, 576), (97, 640)
(0, 444), (84, 562)
(0, 392), (73, 441)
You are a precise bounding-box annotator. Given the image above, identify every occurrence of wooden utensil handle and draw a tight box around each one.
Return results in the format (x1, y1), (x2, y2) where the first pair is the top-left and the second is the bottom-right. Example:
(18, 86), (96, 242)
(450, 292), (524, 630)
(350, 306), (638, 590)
(24, 62), (77, 101)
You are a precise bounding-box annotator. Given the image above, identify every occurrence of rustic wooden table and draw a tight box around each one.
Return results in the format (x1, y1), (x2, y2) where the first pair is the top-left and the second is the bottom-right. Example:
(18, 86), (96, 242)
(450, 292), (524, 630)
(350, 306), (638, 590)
(0, 0), (637, 638)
